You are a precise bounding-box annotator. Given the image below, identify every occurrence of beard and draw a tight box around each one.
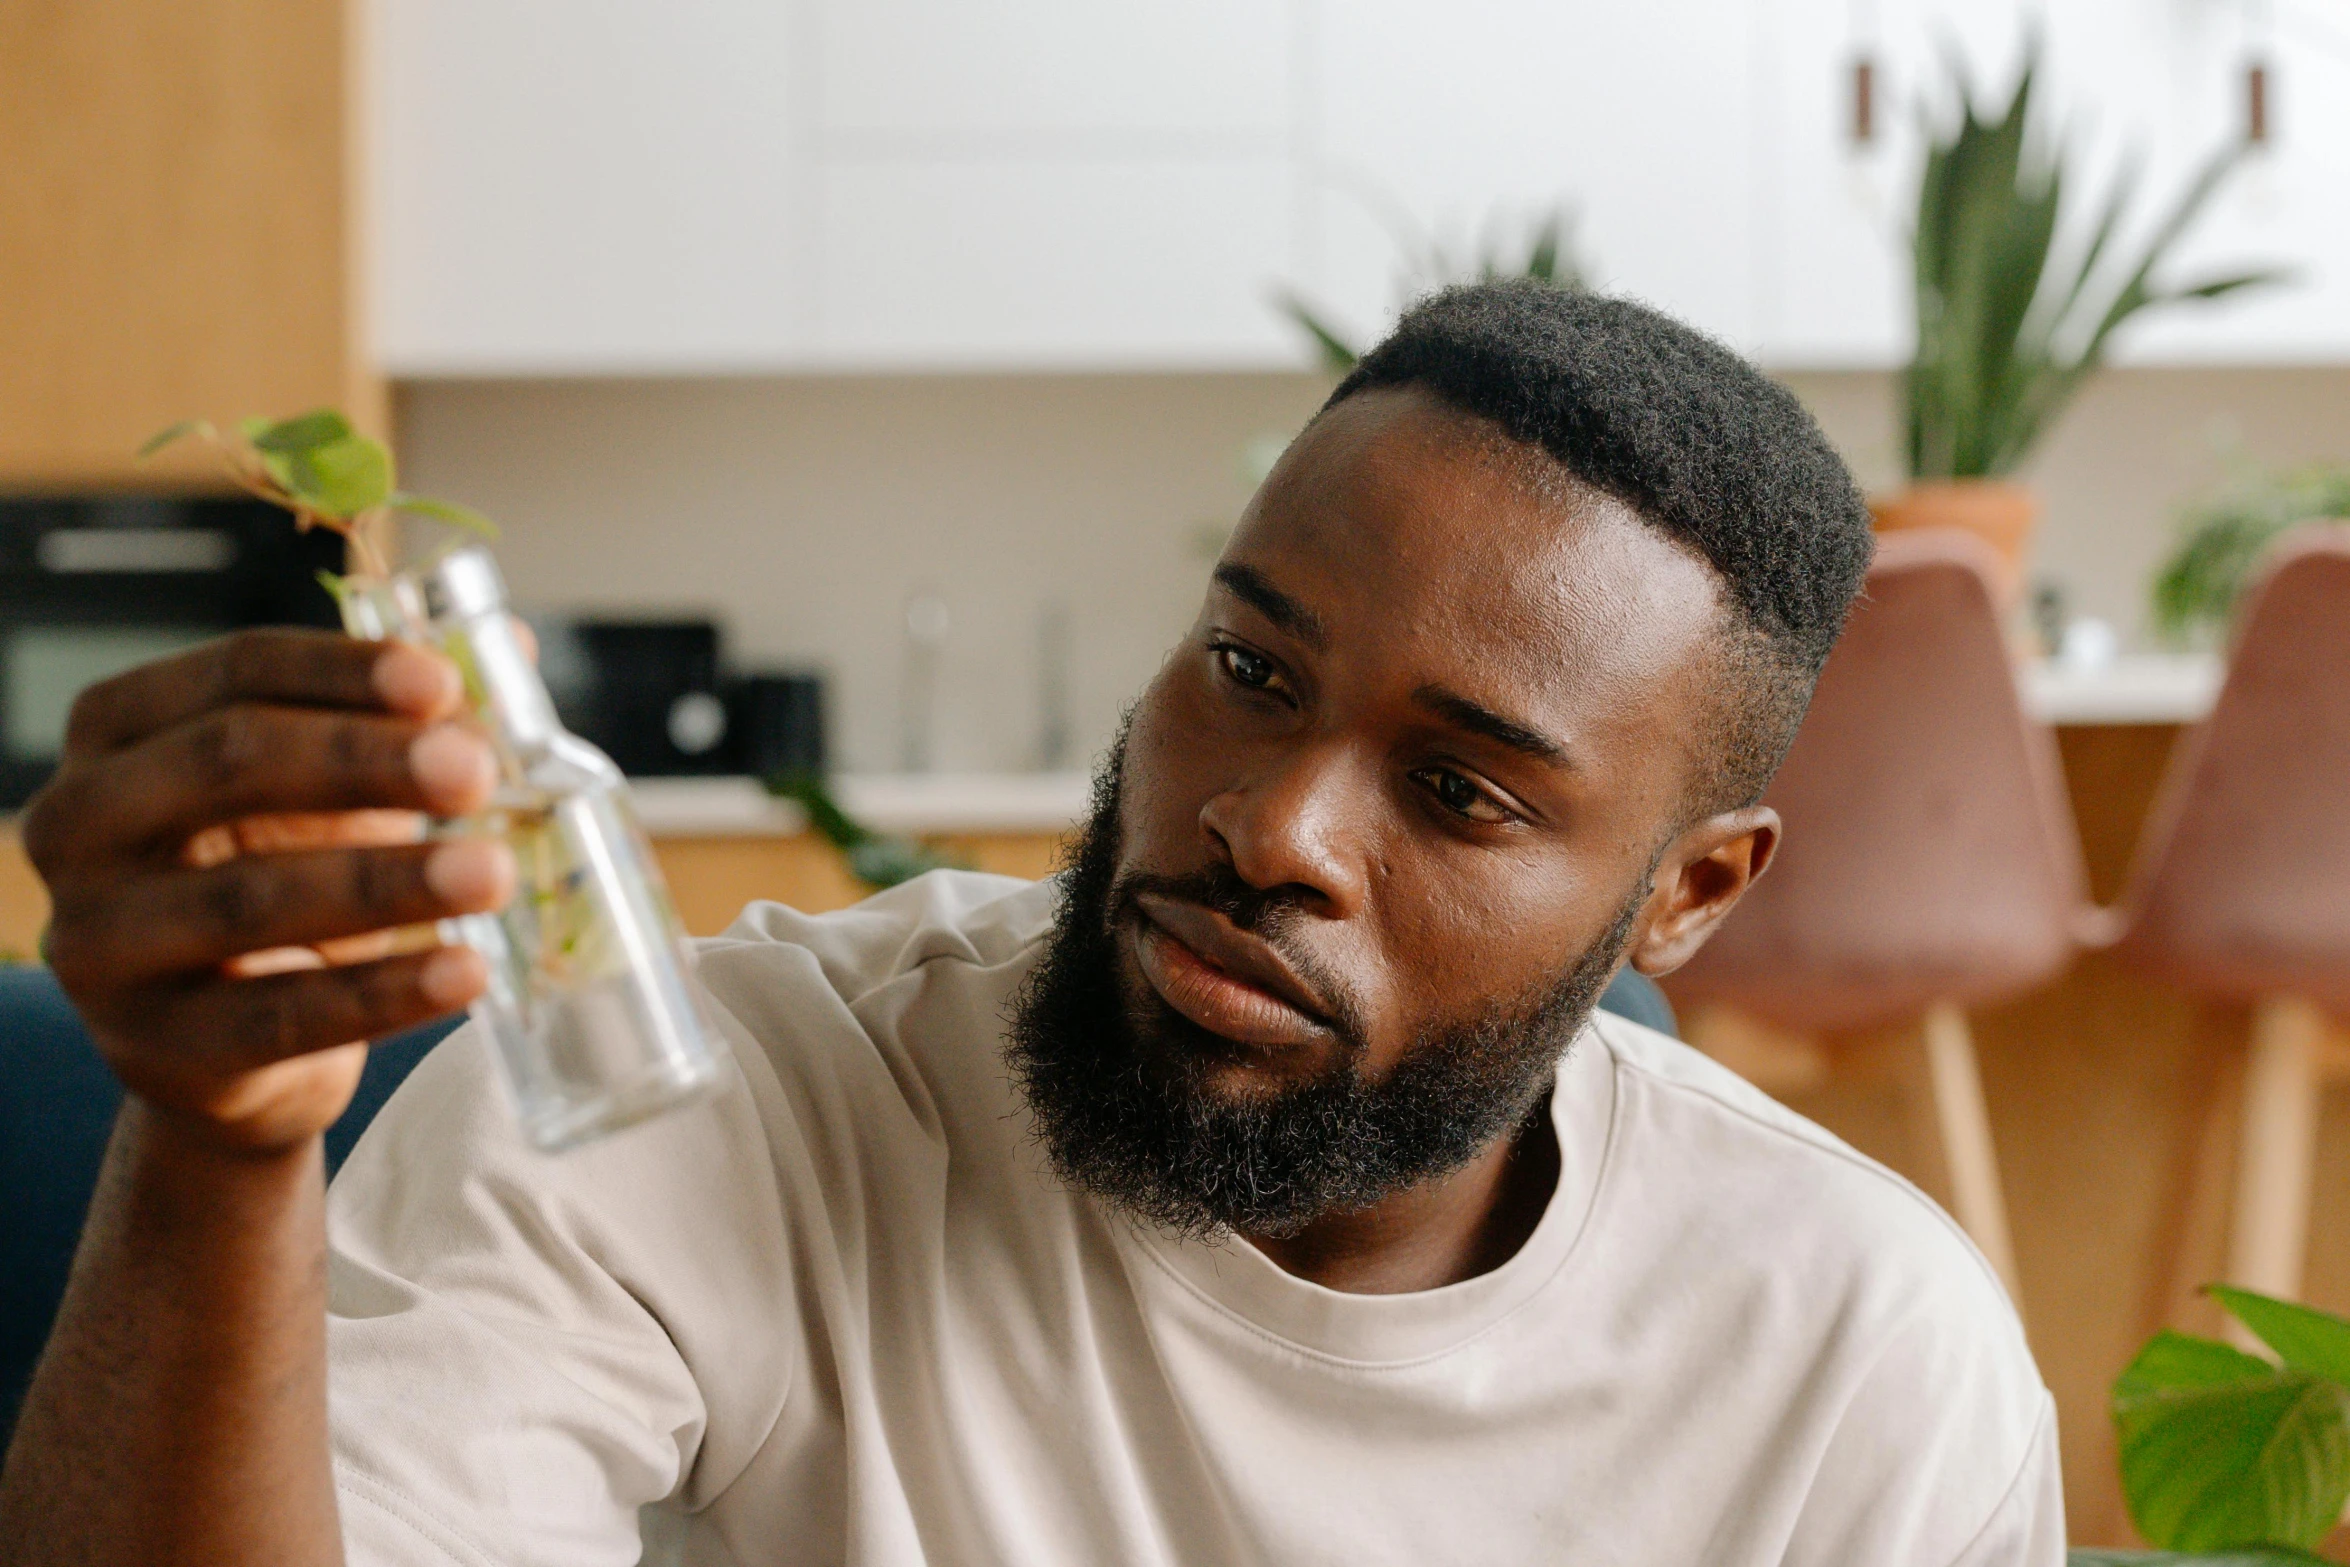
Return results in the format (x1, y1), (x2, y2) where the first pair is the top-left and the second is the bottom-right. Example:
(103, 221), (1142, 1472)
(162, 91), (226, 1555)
(1004, 725), (1648, 1242)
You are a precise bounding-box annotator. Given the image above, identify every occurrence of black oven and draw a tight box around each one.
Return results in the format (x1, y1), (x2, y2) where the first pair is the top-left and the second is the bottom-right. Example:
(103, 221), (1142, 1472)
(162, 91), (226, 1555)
(1, 497), (342, 808)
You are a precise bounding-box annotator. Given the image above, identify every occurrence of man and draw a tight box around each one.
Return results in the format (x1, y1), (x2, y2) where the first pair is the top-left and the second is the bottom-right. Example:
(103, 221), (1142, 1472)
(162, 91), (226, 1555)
(1, 282), (2061, 1563)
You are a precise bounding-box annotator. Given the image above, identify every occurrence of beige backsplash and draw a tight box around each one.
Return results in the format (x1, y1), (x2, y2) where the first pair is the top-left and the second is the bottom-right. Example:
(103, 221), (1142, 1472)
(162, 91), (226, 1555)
(397, 365), (2350, 774)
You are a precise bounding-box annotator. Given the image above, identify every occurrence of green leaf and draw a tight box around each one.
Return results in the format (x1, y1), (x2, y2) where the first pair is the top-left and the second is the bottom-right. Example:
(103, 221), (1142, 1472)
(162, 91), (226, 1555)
(247, 408), (354, 456)
(386, 492), (501, 541)
(1271, 288), (1360, 373)
(2069, 1550), (2336, 1565)
(763, 769), (871, 850)
(136, 418), (215, 459)
(314, 568), (352, 609)
(285, 433), (393, 519)
(2114, 1330), (2350, 1551)
(2213, 1287), (2350, 1385)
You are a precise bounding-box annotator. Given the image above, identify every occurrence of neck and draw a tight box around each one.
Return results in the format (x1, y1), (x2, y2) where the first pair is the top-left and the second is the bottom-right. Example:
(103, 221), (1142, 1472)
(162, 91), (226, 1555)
(1241, 1094), (1561, 1294)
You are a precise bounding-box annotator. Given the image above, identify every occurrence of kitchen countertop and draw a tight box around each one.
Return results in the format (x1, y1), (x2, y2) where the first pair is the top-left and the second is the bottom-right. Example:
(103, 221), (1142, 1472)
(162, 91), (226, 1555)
(2020, 652), (2220, 726)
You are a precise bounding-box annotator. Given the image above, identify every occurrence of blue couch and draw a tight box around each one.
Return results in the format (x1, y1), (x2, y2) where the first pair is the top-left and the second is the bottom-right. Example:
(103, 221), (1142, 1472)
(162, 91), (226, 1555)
(0, 962), (1670, 1449)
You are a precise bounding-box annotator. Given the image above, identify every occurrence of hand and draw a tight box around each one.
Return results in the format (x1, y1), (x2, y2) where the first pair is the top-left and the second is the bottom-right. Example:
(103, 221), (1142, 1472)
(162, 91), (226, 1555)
(21, 628), (516, 1152)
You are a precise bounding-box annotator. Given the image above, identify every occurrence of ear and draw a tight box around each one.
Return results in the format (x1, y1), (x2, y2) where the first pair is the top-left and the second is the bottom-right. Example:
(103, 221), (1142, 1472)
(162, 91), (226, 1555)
(1627, 806), (1779, 977)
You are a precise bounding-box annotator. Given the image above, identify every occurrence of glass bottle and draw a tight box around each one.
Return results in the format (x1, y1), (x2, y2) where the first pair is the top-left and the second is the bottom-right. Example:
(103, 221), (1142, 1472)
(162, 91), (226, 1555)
(340, 548), (730, 1151)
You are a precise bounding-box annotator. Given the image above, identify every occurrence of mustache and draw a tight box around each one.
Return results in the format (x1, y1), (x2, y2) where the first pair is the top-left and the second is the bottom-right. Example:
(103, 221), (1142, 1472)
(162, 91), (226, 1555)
(1103, 861), (1370, 1050)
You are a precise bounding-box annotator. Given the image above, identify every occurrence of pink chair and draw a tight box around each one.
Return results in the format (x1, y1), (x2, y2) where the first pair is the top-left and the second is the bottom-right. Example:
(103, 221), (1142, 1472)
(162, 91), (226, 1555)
(2108, 526), (2350, 1308)
(1670, 529), (2090, 1296)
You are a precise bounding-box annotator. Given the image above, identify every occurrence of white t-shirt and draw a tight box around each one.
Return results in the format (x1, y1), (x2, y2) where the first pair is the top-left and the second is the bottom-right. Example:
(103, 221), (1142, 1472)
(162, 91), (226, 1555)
(325, 871), (2062, 1566)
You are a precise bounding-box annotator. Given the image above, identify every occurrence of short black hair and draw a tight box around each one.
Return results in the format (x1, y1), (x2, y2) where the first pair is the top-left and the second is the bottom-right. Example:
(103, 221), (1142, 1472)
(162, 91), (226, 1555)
(1326, 279), (1873, 817)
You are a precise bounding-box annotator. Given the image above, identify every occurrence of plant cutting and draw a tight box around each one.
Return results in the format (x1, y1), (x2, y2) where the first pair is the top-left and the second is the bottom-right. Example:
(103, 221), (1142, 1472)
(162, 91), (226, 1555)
(142, 411), (729, 1152)
(2069, 1285), (2350, 1564)
(141, 409), (496, 582)
(1884, 42), (2284, 600)
(2152, 462), (2350, 648)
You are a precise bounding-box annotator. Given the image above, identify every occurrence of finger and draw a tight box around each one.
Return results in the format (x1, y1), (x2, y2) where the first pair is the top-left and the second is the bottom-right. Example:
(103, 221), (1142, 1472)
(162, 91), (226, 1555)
(61, 627), (463, 760)
(47, 838), (515, 987)
(42, 710), (496, 865)
(183, 810), (428, 869)
(135, 945), (486, 1078)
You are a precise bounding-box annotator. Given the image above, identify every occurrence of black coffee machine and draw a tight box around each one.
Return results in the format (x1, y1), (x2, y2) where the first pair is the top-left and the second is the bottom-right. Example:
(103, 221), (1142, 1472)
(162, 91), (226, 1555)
(535, 617), (825, 779)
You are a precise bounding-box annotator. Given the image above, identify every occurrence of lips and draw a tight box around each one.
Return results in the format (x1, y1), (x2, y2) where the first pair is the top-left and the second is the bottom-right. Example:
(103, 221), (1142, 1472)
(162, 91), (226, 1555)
(1129, 892), (1333, 1050)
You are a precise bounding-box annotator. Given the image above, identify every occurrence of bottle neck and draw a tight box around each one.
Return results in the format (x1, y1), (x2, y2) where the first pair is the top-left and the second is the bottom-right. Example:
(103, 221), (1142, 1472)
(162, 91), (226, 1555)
(452, 610), (562, 757)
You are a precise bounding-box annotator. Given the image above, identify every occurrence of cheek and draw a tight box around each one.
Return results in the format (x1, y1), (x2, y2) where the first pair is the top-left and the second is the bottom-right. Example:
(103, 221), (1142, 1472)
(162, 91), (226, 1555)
(1115, 666), (1217, 868)
(1368, 847), (1613, 1024)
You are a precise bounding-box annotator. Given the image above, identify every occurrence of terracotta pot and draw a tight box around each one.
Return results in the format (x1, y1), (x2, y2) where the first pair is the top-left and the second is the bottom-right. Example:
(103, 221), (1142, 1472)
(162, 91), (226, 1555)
(1868, 481), (2038, 606)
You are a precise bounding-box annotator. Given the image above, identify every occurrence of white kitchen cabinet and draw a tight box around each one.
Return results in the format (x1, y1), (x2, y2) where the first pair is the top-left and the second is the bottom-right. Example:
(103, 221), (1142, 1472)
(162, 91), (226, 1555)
(1298, 0), (1764, 356)
(809, 157), (1297, 368)
(814, 0), (1290, 141)
(805, 0), (1300, 368)
(373, 0), (804, 374)
(372, 0), (2350, 376)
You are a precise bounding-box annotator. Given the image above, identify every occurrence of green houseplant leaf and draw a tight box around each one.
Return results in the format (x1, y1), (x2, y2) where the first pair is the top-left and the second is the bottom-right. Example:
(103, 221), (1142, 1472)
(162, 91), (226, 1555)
(2113, 1327), (2350, 1552)
(2069, 1550), (2336, 1565)
(2214, 1286), (2350, 1389)
(245, 408), (354, 455)
(136, 418), (218, 459)
(286, 432), (394, 519)
(386, 492), (502, 540)
(2152, 464), (2350, 643)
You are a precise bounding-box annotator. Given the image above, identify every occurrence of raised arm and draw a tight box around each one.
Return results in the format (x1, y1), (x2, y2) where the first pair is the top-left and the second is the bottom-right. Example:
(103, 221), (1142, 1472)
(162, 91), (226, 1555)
(0, 630), (510, 1567)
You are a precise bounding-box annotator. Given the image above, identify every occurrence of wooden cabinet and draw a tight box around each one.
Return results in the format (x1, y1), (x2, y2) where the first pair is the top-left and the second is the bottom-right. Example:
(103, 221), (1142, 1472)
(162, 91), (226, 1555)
(0, 0), (381, 487)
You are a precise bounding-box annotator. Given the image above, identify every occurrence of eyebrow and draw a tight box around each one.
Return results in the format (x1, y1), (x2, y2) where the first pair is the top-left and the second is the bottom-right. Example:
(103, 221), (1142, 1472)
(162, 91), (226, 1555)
(1412, 684), (1573, 767)
(1212, 563), (1328, 652)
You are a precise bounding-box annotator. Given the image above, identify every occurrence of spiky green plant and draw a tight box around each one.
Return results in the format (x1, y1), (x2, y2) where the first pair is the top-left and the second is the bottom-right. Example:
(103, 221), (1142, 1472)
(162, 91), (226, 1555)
(1907, 45), (2284, 480)
(2152, 462), (2350, 646)
(1276, 204), (1590, 374)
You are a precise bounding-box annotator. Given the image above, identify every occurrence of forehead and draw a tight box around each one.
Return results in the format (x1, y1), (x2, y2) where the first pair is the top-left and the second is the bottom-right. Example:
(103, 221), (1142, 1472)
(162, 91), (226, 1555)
(1224, 387), (1726, 726)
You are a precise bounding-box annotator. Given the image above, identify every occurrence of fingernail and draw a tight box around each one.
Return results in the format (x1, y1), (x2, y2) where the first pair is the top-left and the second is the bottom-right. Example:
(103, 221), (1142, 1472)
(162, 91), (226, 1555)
(373, 644), (461, 713)
(423, 838), (514, 908)
(409, 725), (496, 803)
(419, 945), (487, 1008)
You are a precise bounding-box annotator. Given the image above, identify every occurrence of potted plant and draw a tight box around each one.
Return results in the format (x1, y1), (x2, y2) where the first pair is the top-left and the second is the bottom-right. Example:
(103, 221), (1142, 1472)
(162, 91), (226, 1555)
(1883, 43), (2283, 601)
(2068, 1285), (2350, 1563)
(2152, 461), (2350, 649)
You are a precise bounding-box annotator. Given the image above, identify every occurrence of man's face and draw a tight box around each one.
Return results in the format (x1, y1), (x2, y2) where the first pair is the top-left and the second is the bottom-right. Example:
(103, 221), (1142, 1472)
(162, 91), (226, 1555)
(1009, 386), (1765, 1237)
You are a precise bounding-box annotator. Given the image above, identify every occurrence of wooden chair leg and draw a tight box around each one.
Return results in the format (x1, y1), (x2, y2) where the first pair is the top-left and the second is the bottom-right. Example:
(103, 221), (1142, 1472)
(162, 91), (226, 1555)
(1917, 1001), (2023, 1306)
(2141, 1008), (2247, 1343)
(2227, 996), (2326, 1320)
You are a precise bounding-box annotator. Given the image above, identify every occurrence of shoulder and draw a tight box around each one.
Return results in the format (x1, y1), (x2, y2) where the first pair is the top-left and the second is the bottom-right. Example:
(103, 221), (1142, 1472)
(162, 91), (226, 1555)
(1588, 1009), (2014, 1311)
(696, 868), (1056, 1008)
(686, 869), (1057, 1154)
(1583, 1013), (2052, 1542)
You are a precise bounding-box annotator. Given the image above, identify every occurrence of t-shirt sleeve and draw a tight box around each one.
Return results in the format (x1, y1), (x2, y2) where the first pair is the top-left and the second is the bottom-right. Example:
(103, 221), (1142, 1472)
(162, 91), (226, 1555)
(324, 1007), (801, 1567)
(1941, 1398), (2066, 1567)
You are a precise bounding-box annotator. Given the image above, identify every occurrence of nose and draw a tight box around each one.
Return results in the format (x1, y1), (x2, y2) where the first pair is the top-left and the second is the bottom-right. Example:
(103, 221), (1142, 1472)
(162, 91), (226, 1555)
(1197, 742), (1372, 919)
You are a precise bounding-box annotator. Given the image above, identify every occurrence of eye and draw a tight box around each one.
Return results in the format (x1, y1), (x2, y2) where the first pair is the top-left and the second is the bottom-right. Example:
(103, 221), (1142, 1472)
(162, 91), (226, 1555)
(1413, 765), (1515, 825)
(1213, 641), (1284, 695)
